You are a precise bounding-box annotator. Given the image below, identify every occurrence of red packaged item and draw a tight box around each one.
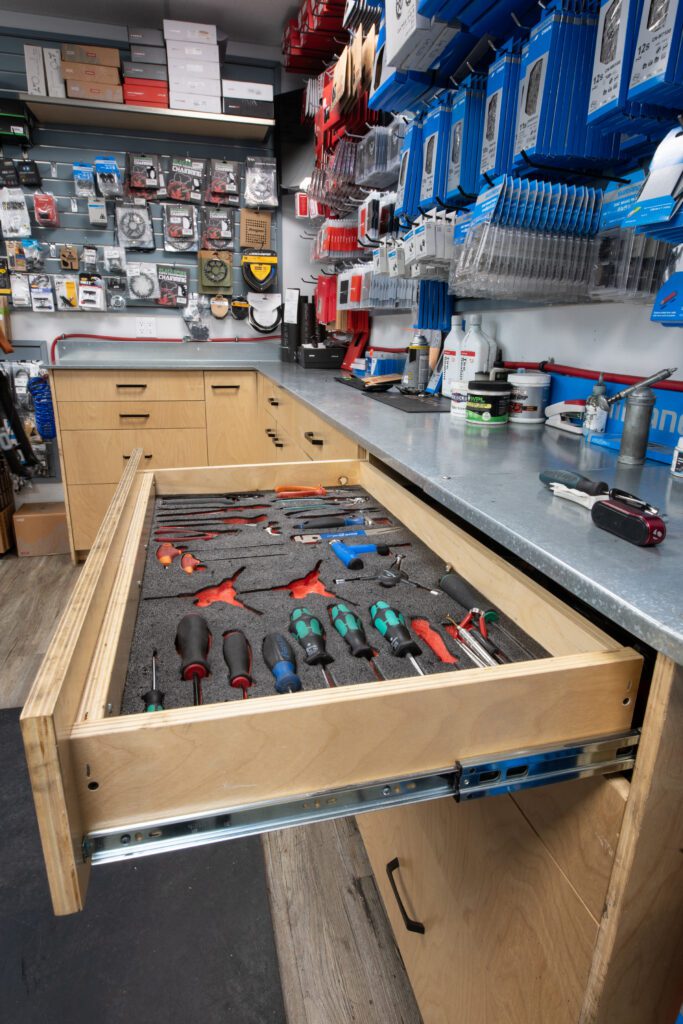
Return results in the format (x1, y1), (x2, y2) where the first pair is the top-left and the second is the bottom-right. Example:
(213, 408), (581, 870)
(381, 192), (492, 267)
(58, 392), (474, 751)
(33, 192), (59, 228)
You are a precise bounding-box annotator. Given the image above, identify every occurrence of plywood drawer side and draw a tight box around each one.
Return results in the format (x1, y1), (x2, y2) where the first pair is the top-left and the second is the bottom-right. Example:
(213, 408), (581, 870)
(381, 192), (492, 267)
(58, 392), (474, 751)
(58, 401), (206, 431)
(53, 370), (205, 403)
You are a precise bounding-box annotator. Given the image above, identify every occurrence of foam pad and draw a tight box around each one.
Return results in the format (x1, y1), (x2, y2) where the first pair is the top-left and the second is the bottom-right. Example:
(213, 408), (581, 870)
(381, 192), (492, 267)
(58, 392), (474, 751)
(122, 487), (547, 713)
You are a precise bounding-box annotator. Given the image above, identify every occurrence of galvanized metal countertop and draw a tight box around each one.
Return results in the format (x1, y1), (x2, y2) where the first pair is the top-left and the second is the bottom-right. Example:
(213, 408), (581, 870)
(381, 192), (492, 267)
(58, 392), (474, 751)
(52, 343), (683, 662)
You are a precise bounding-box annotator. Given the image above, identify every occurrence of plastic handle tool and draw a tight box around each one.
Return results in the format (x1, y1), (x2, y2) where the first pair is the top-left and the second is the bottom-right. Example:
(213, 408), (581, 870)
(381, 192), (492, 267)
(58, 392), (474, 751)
(329, 539), (389, 569)
(223, 630), (253, 698)
(330, 603), (373, 658)
(262, 633), (302, 693)
(539, 470), (608, 496)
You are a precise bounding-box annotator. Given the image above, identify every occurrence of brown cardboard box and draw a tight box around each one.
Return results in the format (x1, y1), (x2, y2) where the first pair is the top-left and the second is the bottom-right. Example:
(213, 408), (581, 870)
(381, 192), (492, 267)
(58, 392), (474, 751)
(61, 61), (121, 85)
(61, 43), (121, 67)
(66, 80), (124, 103)
(13, 502), (70, 557)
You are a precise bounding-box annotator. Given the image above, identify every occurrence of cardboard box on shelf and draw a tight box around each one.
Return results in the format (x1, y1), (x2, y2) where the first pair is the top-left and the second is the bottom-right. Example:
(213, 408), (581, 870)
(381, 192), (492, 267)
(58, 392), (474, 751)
(13, 502), (69, 557)
(61, 43), (121, 67)
(130, 45), (167, 65)
(165, 40), (220, 62)
(163, 20), (217, 44)
(167, 72), (221, 96)
(66, 80), (124, 103)
(123, 83), (169, 104)
(222, 81), (274, 119)
(61, 61), (121, 85)
(165, 58), (219, 79)
(168, 91), (221, 114)
(43, 48), (66, 97)
(24, 45), (47, 96)
(128, 26), (164, 47)
(123, 61), (168, 82)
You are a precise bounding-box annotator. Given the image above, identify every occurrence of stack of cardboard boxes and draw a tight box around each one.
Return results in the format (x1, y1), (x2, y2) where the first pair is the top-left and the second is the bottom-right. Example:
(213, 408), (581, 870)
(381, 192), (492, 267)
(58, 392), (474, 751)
(123, 27), (169, 107)
(61, 45), (122, 104)
(164, 20), (223, 115)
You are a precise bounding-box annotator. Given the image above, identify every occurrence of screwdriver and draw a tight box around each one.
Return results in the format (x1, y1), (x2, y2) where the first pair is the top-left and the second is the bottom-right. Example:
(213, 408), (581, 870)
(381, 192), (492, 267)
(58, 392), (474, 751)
(223, 630), (253, 699)
(289, 607), (337, 687)
(369, 600), (424, 676)
(175, 613), (211, 705)
(262, 633), (303, 693)
(329, 603), (384, 681)
(141, 649), (165, 712)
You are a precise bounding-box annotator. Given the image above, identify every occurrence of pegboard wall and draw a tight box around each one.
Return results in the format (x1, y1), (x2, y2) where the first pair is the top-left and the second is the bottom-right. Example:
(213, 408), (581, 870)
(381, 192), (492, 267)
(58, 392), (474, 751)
(0, 32), (280, 314)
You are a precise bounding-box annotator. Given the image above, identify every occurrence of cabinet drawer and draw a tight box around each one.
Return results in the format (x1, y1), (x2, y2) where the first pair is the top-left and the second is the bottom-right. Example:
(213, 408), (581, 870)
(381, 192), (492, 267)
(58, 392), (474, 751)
(53, 370), (204, 403)
(258, 378), (298, 438)
(261, 422), (311, 463)
(61, 429), (207, 485)
(292, 405), (359, 461)
(204, 372), (264, 465)
(21, 456), (641, 915)
(58, 401), (206, 431)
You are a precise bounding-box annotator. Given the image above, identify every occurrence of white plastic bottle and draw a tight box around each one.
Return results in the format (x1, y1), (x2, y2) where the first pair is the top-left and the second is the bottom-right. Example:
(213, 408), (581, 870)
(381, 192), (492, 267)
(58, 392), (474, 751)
(671, 436), (683, 478)
(441, 315), (466, 396)
(457, 314), (495, 382)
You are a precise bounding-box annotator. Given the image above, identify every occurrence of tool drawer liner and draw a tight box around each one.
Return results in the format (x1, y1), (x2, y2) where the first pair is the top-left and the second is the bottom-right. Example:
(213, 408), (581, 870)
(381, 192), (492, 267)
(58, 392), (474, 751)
(121, 486), (548, 713)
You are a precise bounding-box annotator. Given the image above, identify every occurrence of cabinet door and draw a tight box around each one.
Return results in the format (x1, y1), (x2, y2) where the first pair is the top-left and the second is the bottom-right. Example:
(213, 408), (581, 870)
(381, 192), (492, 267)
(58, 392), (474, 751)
(205, 372), (265, 465)
(359, 795), (598, 1024)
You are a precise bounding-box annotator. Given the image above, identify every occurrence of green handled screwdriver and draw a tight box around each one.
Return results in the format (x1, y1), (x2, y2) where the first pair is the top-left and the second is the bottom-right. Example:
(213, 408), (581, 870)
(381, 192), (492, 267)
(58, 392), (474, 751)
(141, 649), (165, 712)
(289, 607), (337, 687)
(329, 603), (384, 681)
(369, 600), (424, 676)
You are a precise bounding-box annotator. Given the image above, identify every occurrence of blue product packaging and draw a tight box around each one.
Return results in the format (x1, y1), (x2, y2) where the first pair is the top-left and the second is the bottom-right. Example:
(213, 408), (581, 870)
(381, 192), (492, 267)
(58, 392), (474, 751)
(418, 92), (453, 209)
(479, 41), (522, 183)
(444, 75), (486, 204)
(628, 0), (683, 109)
(396, 119), (424, 222)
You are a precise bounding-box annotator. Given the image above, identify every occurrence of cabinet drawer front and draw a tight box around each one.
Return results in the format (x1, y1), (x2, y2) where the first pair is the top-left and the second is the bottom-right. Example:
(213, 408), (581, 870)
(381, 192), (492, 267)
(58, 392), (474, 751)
(294, 407), (358, 461)
(68, 483), (117, 551)
(261, 423), (311, 463)
(61, 429), (207, 485)
(205, 372), (263, 465)
(53, 370), (204, 403)
(59, 401), (206, 431)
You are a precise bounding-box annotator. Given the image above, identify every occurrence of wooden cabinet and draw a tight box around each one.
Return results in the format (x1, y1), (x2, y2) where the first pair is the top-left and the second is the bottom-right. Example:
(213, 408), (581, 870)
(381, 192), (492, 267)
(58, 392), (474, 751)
(53, 369), (204, 403)
(290, 403), (359, 461)
(58, 401), (206, 431)
(61, 429), (207, 485)
(204, 371), (266, 465)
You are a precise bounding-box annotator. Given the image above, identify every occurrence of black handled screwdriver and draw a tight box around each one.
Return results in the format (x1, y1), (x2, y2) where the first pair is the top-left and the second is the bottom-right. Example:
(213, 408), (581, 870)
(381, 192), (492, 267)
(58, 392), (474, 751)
(175, 613), (212, 705)
(141, 649), (165, 712)
(289, 607), (337, 687)
(369, 600), (424, 675)
(223, 630), (253, 699)
(262, 634), (303, 693)
(329, 603), (384, 681)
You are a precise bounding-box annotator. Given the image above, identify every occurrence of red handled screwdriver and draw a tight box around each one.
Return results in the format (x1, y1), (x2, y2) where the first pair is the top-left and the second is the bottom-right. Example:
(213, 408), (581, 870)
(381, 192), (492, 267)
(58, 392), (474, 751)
(223, 630), (253, 699)
(175, 613), (211, 705)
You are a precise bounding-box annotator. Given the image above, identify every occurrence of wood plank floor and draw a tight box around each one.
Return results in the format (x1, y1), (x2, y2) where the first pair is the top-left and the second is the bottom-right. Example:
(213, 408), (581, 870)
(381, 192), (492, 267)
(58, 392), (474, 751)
(4, 551), (421, 1022)
(264, 818), (422, 1024)
(0, 551), (81, 709)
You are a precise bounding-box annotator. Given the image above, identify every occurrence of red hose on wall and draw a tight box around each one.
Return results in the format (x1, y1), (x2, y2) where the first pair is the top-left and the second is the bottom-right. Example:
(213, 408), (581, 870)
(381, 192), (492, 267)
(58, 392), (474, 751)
(503, 361), (683, 392)
(49, 332), (281, 365)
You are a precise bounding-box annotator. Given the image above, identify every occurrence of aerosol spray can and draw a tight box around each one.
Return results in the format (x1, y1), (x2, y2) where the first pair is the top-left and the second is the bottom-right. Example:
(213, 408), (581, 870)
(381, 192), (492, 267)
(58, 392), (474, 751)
(400, 334), (430, 394)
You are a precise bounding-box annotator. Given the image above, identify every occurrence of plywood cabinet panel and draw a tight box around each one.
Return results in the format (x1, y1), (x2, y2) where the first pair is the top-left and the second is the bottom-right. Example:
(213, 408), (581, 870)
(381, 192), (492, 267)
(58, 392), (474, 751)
(53, 369), (204, 402)
(59, 401), (206, 431)
(68, 484), (117, 551)
(204, 371), (265, 465)
(61, 429), (207, 485)
(291, 404), (359, 461)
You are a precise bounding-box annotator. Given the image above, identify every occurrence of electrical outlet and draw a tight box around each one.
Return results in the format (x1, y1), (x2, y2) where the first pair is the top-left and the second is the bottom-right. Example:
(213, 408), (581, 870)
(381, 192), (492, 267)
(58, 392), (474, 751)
(135, 317), (157, 338)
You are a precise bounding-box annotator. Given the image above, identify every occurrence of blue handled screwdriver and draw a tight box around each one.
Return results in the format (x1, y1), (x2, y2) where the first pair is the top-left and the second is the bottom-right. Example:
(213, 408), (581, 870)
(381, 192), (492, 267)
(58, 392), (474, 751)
(262, 633), (303, 693)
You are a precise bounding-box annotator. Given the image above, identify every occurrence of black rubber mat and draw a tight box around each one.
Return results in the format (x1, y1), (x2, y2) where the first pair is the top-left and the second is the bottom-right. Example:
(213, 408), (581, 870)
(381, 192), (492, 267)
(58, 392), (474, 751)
(0, 709), (286, 1024)
(122, 485), (547, 713)
(336, 376), (451, 412)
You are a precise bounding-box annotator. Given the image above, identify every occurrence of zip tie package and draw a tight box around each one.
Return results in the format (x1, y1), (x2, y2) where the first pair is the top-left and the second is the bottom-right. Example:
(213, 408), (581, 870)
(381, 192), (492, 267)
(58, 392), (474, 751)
(72, 162), (95, 197)
(480, 40), (522, 185)
(443, 75), (486, 205)
(0, 189), (30, 238)
(628, 0), (683, 109)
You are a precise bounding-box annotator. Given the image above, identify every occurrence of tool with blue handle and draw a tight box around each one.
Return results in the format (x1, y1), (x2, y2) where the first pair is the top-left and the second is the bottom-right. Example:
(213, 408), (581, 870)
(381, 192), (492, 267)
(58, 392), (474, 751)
(293, 526), (401, 544)
(262, 633), (302, 693)
(329, 539), (392, 569)
(296, 514), (367, 529)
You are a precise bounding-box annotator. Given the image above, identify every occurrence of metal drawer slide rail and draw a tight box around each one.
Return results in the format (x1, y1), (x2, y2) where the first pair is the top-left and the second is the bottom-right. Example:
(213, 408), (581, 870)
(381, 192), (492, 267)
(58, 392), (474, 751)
(83, 730), (639, 865)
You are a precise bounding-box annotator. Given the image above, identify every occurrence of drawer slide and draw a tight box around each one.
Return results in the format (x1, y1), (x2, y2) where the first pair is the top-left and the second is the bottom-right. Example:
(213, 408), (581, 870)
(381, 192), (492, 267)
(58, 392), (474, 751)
(83, 730), (639, 865)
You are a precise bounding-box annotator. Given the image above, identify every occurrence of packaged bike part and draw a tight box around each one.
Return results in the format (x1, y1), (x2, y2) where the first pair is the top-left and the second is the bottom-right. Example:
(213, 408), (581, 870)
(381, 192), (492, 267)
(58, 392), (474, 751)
(127, 153), (161, 193)
(81, 245), (98, 273)
(198, 249), (233, 293)
(22, 238), (44, 270)
(87, 198), (108, 226)
(241, 249), (277, 291)
(0, 188), (30, 238)
(10, 272), (30, 308)
(247, 292), (282, 333)
(0, 258), (10, 295)
(0, 159), (19, 187)
(239, 208), (271, 248)
(78, 273), (106, 311)
(182, 293), (210, 341)
(231, 294), (249, 320)
(72, 161), (95, 196)
(205, 158), (240, 204)
(156, 264), (189, 307)
(106, 273), (127, 311)
(163, 203), (199, 252)
(15, 159), (41, 188)
(209, 293), (231, 319)
(244, 156), (278, 208)
(53, 274), (79, 310)
(94, 155), (122, 197)
(201, 206), (233, 250)
(32, 191), (60, 228)
(126, 262), (160, 301)
(59, 243), (79, 270)
(103, 246), (126, 274)
(5, 241), (26, 272)
(28, 274), (54, 312)
(116, 201), (155, 250)
(167, 157), (206, 203)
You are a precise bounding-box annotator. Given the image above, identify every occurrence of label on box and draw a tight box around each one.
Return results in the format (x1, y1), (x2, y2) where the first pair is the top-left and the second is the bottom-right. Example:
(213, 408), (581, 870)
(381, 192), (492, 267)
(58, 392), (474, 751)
(168, 73), (221, 96)
(169, 92), (221, 114)
(60, 43), (121, 67)
(221, 79), (274, 101)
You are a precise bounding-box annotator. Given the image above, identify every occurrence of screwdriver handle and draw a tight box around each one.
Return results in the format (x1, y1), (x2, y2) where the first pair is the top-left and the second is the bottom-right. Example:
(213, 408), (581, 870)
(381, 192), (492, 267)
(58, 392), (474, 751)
(289, 607), (333, 666)
(330, 603), (373, 659)
(262, 633), (302, 693)
(300, 515), (364, 529)
(539, 470), (608, 496)
(369, 600), (421, 658)
(438, 573), (484, 611)
(141, 689), (165, 712)
(223, 630), (253, 696)
(175, 613), (211, 681)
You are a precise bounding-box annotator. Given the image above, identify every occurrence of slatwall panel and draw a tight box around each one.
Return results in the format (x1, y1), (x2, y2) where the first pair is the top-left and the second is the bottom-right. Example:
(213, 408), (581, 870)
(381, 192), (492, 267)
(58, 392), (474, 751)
(0, 32), (279, 312)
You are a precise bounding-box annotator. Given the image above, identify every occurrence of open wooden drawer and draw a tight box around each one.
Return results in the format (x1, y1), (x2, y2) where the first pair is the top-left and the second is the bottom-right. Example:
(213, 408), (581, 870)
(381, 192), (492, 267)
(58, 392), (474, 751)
(21, 450), (642, 915)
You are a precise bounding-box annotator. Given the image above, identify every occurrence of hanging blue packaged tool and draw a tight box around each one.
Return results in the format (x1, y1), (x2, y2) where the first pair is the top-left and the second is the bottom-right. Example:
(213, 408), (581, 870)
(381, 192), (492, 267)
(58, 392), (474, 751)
(396, 119), (424, 223)
(623, 129), (683, 243)
(416, 280), (453, 330)
(479, 39), (522, 185)
(443, 74), (486, 204)
(627, 0), (683, 110)
(370, 13), (438, 112)
(588, 0), (674, 134)
(418, 92), (453, 210)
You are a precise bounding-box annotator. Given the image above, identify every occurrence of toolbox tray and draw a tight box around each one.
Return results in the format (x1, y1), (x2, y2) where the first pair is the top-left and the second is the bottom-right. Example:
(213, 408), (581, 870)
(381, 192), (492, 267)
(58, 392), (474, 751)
(21, 452), (642, 914)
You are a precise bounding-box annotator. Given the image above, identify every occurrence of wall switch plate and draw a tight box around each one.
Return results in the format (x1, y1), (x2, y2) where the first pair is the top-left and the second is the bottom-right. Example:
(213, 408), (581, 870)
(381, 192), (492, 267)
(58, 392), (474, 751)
(135, 317), (157, 337)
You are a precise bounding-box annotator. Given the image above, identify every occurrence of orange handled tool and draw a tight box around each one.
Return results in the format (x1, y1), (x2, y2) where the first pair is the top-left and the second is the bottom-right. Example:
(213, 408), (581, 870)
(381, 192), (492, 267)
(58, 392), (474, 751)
(275, 485), (327, 498)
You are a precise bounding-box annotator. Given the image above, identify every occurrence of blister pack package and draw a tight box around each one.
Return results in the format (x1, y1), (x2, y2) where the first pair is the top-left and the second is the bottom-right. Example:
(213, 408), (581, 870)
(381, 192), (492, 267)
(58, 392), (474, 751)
(479, 38), (523, 185)
(163, 203), (199, 253)
(627, 0), (683, 110)
(443, 75), (486, 205)
(244, 156), (278, 208)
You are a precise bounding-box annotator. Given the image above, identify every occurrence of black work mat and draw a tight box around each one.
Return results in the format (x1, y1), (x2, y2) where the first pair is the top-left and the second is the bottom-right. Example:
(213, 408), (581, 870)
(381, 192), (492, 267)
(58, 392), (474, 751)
(122, 485), (547, 713)
(336, 376), (451, 413)
(0, 710), (286, 1024)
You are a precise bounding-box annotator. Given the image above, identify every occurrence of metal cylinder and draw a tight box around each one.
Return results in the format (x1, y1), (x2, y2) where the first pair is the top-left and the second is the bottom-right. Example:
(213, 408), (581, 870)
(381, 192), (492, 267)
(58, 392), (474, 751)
(617, 387), (655, 465)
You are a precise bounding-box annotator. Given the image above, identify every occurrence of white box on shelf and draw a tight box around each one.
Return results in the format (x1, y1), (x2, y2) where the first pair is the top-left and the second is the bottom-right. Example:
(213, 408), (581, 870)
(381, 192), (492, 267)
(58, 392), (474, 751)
(163, 20), (217, 44)
(169, 91), (222, 114)
(221, 79), (274, 101)
(166, 58), (220, 80)
(167, 72), (221, 97)
(165, 40), (220, 62)
(43, 48), (66, 98)
(24, 45), (47, 96)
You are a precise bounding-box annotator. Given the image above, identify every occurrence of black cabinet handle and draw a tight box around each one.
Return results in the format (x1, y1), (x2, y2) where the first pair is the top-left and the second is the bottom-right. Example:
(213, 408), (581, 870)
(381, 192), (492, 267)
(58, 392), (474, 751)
(268, 397), (279, 406)
(116, 383), (147, 390)
(386, 858), (425, 934)
(304, 431), (324, 447)
(265, 429), (276, 437)
(124, 453), (153, 460)
(211, 384), (240, 390)
(274, 441), (284, 449)
(119, 413), (150, 419)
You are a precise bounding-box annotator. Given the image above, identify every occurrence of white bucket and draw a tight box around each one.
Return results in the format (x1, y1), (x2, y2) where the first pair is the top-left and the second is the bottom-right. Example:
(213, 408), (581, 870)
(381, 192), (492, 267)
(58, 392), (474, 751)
(508, 371), (551, 423)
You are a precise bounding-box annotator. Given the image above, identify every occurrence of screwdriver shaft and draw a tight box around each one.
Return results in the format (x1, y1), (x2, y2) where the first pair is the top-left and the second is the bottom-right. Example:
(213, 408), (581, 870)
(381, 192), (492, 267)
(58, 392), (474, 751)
(408, 654), (425, 676)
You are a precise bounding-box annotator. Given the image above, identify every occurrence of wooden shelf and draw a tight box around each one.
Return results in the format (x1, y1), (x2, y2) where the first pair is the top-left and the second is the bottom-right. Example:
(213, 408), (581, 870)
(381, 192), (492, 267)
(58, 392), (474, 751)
(20, 94), (274, 142)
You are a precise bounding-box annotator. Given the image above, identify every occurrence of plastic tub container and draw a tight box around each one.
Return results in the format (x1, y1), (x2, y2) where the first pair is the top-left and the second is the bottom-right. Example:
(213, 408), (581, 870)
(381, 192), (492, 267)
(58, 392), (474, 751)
(507, 371), (551, 423)
(466, 380), (511, 426)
